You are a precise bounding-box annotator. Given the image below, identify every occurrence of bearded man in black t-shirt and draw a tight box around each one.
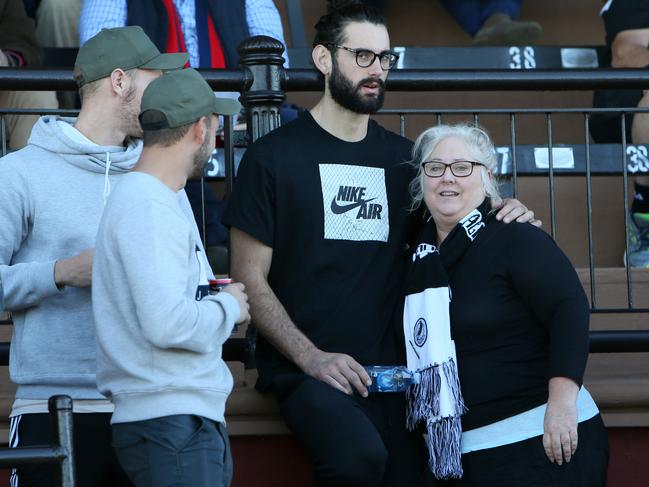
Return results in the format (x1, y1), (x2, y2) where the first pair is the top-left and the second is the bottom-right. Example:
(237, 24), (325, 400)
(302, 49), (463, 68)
(224, 2), (536, 486)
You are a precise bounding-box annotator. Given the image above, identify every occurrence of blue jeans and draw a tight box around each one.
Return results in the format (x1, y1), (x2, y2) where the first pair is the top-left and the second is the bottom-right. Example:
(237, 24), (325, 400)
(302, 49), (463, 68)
(439, 0), (522, 36)
(112, 415), (232, 487)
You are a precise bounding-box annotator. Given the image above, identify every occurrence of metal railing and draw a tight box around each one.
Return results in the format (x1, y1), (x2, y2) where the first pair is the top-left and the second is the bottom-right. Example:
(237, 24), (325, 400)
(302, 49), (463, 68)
(0, 395), (76, 487)
(2, 36), (649, 356)
(377, 106), (649, 313)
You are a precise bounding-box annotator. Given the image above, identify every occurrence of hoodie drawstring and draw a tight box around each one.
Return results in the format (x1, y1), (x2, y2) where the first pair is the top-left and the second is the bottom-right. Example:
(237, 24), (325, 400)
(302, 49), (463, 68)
(103, 152), (112, 206)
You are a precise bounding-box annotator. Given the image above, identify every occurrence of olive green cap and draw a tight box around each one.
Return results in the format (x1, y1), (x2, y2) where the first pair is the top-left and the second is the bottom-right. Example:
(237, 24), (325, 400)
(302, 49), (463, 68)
(139, 68), (242, 130)
(74, 26), (188, 87)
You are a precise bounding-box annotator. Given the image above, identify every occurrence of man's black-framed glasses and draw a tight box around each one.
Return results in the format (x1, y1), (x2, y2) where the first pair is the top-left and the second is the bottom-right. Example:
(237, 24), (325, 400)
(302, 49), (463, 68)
(328, 44), (399, 70)
(421, 160), (486, 178)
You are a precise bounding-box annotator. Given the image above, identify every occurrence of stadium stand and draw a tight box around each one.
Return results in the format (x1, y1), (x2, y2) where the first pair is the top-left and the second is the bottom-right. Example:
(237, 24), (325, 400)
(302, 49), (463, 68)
(1, 1), (649, 486)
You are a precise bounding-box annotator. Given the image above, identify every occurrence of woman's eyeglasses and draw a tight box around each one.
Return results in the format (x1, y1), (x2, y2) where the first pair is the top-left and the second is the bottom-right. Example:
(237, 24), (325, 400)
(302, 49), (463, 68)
(421, 160), (486, 178)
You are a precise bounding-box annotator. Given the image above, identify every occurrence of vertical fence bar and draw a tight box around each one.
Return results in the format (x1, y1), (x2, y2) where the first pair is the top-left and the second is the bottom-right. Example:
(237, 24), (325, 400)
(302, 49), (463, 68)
(224, 114), (235, 196)
(584, 113), (597, 309)
(546, 113), (557, 240)
(399, 113), (406, 138)
(49, 395), (76, 487)
(620, 114), (633, 308)
(1, 114), (7, 157)
(200, 175), (207, 250)
(223, 114), (235, 276)
(510, 113), (518, 199)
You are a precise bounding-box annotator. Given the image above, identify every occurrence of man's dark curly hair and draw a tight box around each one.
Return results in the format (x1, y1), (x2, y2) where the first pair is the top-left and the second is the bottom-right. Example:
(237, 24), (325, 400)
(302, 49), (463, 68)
(312, 0), (387, 48)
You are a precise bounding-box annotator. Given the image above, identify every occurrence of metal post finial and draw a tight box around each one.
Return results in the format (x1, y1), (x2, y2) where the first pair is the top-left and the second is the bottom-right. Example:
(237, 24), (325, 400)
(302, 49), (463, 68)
(238, 36), (286, 143)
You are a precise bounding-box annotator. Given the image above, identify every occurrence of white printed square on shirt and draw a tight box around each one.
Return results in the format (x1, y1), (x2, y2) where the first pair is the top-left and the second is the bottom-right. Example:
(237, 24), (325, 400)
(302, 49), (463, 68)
(319, 164), (389, 242)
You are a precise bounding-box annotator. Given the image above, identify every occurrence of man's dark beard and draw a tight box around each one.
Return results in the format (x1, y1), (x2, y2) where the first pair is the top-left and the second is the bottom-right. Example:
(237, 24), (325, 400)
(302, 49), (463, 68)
(328, 60), (385, 114)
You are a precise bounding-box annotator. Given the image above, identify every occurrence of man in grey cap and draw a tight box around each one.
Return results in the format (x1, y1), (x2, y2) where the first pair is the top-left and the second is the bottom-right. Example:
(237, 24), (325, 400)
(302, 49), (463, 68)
(93, 68), (249, 487)
(0, 26), (187, 486)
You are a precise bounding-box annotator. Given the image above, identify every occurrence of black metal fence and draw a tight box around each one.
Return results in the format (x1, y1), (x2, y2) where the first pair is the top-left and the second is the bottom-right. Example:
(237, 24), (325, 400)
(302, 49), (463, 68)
(0, 396), (76, 487)
(2, 36), (649, 353)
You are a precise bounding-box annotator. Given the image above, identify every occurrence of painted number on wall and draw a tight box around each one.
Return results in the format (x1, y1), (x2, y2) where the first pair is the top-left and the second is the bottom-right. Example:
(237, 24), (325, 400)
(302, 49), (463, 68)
(627, 145), (649, 173)
(509, 47), (536, 69)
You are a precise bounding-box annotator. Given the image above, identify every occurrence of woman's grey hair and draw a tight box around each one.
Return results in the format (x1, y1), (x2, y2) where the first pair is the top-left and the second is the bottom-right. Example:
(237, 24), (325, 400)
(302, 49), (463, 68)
(408, 122), (501, 210)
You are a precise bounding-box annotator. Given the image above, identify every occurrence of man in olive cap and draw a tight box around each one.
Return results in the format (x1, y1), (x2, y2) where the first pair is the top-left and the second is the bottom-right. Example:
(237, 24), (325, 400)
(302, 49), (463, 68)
(93, 68), (249, 487)
(0, 26), (187, 486)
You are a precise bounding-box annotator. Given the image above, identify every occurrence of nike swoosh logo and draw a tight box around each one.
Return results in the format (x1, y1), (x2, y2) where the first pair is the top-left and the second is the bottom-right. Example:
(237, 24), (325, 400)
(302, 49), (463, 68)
(330, 197), (376, 214)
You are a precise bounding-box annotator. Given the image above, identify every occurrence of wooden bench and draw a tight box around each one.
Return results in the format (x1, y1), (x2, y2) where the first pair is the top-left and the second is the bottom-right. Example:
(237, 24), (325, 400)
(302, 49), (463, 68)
(1, 267), (649, 441)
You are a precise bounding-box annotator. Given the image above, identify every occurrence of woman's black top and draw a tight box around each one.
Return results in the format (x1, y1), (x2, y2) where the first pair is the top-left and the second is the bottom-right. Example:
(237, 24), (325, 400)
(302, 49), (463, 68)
(448, 220), (590, 431)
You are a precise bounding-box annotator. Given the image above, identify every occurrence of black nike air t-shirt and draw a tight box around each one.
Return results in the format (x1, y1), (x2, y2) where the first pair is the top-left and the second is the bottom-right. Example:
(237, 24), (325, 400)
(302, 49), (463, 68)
(223, 112), (417, 389)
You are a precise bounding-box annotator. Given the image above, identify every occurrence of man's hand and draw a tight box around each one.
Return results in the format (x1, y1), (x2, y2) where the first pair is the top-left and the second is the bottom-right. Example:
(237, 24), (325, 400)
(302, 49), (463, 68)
(221, 282), (251, 325)
(299, 349), (372, 397)
(492, 197), (542, 227)
(54, 249), (95, 288)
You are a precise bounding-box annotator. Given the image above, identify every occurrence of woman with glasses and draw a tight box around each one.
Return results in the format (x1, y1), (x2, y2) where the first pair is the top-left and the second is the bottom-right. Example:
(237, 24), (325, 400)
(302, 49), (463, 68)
(403, 123), (609, 485)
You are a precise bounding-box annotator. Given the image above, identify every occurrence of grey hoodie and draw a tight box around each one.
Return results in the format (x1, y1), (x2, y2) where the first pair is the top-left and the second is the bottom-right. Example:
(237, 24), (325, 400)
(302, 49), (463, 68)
(0, 116), (209, 400)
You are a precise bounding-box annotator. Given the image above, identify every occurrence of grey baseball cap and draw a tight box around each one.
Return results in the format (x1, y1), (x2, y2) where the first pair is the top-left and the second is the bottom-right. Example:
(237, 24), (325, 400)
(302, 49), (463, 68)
(139, 68), (241, 130)
(74, 26), (188, 87)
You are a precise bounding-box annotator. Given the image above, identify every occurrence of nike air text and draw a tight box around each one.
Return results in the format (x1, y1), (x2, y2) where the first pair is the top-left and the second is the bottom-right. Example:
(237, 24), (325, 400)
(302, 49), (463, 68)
(331, 185), (383, 219)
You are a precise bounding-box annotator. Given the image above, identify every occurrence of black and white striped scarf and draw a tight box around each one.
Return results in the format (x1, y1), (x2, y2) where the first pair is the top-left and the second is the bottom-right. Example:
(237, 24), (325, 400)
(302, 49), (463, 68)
(404, 199), (492, 479)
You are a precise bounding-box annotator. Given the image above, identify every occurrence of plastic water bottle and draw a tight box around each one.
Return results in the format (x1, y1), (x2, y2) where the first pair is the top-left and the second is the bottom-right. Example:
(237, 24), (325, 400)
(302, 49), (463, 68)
(364, 366), (419, 393)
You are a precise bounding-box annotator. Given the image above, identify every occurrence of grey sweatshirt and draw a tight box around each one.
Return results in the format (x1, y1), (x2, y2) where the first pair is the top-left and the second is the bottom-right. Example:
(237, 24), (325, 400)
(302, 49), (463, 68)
(0, 116), (208, 401)
(93, 172), (238, 424)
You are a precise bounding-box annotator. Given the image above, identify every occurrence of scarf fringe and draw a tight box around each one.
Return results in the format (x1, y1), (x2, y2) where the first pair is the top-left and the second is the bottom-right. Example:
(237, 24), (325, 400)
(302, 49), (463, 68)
(442, 358), (467, 416)
(405, 357), (467, 428)
(405, 363), (440, 429)
(406, 357), (466, 479)
(425, 416), (464, 479)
